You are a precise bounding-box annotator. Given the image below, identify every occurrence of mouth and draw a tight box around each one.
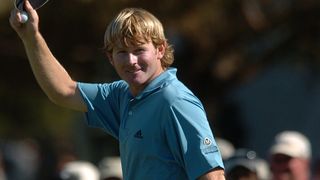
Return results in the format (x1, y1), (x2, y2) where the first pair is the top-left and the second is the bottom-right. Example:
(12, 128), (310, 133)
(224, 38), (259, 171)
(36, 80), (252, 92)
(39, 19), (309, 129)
(127, 68), (142, 74)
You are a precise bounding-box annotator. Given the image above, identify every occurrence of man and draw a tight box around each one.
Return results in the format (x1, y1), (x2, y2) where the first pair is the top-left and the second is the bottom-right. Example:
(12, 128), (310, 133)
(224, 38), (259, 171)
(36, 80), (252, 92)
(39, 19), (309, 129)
(269, 131), (311, 180)
(9, 1), (225, 179)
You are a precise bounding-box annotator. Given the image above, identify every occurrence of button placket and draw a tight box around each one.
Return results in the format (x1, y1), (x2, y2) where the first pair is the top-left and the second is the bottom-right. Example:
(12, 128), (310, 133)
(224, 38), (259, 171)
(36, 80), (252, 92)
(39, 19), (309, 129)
(128, 98), (135, 116)
(124, 98), (136, 127)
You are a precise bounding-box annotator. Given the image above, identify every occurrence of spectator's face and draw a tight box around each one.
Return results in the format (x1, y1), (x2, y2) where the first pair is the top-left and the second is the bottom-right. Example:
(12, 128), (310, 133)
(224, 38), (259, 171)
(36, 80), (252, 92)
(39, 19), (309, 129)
(270, 154), (309, 180)
(227, 166), (258, 180)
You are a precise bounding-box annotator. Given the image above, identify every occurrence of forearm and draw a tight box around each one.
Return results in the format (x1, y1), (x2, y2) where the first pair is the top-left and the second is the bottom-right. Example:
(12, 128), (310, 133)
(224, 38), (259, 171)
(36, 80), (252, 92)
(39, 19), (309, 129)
(10, 1), (87, 111)
(22, 32), (77, 107)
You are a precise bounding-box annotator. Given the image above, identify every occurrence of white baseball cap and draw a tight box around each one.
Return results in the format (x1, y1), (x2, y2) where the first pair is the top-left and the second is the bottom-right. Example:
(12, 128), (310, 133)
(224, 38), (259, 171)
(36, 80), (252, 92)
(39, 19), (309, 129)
(99, 156), (123, 179)
(216, 138), (235, 160)
(60, 161), (100, 180)
(270, 131), (311, 159)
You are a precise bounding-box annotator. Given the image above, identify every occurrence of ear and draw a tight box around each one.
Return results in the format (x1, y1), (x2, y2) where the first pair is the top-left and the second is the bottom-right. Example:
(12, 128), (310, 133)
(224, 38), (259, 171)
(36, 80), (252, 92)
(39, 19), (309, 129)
(156, 43), (165, 60)
(107, 52), (114, 66)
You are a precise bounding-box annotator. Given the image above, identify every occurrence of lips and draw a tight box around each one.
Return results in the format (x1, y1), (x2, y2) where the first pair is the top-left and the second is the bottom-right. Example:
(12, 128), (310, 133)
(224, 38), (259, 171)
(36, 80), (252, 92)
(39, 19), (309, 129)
(128, 69), (139, 73)
(126, 67), (142, 74)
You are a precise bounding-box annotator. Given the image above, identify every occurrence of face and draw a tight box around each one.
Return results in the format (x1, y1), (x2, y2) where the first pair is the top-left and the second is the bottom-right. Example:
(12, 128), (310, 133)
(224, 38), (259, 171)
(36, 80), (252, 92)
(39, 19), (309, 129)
(227, 166), (258, 180)
(109, 41), (165, 96)
(270, 154), (310, 180)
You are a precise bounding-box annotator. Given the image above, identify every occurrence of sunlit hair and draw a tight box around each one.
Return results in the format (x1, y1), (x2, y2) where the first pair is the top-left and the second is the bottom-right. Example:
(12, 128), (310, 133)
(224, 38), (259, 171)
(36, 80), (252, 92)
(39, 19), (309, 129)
(103, 8), (174, 68)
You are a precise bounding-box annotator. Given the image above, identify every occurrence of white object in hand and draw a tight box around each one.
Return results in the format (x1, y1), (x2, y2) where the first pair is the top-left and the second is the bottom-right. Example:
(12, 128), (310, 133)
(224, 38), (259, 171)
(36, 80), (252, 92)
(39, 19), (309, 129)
(20, 11), (28, 23)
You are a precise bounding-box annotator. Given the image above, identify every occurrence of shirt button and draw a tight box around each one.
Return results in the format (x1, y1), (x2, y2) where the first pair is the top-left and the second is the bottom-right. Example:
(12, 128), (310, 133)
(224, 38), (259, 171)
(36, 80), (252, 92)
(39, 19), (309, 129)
(128, 111), (133, 116)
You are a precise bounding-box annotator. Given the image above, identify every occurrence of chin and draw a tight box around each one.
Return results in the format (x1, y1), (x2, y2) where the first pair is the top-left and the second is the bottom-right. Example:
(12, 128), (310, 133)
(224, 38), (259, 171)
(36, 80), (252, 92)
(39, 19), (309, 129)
(126, 77), (145, 85)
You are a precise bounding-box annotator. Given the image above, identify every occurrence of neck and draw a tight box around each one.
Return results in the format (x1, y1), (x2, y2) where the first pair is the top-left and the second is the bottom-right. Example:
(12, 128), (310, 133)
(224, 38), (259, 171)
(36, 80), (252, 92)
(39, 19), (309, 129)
(130, 67), (165, 97)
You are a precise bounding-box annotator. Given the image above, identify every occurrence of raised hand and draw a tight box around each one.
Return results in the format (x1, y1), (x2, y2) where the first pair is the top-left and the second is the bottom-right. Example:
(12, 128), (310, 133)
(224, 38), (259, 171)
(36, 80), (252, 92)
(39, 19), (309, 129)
(9, 0), (40, 41)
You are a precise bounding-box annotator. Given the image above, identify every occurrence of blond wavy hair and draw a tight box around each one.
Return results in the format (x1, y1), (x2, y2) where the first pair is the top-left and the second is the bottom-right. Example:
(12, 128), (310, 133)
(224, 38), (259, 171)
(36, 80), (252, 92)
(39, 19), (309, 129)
(103, 8), (174, 68)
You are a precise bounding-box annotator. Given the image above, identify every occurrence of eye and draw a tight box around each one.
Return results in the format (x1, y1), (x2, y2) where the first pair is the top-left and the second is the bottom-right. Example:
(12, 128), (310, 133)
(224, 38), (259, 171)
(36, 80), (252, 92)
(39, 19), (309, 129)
(134, 48), (145, 54)
(116, 50), (127, 54)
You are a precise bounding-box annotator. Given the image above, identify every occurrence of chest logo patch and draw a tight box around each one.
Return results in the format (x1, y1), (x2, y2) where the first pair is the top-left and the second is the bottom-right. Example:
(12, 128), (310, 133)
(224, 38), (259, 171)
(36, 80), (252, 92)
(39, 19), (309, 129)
(134, 130), (143, 139)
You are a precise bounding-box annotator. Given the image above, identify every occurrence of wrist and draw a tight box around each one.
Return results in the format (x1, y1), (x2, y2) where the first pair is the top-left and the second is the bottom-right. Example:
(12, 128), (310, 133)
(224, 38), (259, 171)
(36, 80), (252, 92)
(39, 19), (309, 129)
(22, 31), (42, 47)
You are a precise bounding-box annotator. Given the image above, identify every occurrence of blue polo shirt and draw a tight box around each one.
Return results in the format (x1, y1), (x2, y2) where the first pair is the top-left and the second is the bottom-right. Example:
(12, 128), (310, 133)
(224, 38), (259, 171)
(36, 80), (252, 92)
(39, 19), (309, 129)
(77, 68), (224, 180)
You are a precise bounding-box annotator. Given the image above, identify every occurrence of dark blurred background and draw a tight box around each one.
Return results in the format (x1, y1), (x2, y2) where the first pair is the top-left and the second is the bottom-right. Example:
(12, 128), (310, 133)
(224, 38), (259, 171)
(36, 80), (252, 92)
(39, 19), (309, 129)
(1, 0), (320, 179)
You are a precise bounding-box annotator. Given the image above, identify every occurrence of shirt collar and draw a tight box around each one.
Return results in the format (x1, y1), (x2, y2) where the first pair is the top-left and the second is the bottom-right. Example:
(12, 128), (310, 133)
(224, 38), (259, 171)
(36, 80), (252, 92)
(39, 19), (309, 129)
(134, 68), (177, 100)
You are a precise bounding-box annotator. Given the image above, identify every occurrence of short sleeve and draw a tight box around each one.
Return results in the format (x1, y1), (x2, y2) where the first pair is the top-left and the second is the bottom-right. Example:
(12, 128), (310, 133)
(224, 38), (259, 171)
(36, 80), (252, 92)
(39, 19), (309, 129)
(77, 81), (127, 139)
(165, 97), (224, 179)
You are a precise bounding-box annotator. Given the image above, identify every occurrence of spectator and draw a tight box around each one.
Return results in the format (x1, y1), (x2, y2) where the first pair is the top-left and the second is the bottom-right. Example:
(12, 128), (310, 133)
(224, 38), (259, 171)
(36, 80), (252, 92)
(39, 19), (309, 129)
(3, 138), (40, 180)
(0, 149), (7, 180)
(225, 148), (270, 180)
(269, 130), (311, 180)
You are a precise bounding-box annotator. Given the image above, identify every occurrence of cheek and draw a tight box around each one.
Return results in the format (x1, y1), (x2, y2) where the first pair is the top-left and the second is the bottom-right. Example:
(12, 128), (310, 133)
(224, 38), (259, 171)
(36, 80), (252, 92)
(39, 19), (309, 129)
(112, 55), (127, 66)
(135, 55), (150, 66)
(289, 159), (306, 170)
(141, 52), (158, 63)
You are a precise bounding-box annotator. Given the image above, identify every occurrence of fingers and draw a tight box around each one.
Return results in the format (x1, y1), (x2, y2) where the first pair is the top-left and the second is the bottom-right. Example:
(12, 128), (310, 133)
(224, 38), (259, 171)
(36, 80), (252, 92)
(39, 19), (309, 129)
(9, 8), (23, 27)
(9, 1), (31, 25)
(9, 0), (40, 39)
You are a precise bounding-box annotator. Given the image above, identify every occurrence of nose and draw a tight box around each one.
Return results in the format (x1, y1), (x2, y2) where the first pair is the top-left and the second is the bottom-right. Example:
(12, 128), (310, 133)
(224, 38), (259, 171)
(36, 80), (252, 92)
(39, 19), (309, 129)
(127, 53), (138, 65)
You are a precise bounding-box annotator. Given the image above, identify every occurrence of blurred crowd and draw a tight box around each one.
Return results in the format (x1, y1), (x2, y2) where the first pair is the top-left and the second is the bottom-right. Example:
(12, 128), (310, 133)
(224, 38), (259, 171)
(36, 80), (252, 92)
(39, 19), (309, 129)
(0, 130), (320, 180)
(219, 130), (320, 180)
(0, 138), (122, 180)
(0, 130), (319, 180)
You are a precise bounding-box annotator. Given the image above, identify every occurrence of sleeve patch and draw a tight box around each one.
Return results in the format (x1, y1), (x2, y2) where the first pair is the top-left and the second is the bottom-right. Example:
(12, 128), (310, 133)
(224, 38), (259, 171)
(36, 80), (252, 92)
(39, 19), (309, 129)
(201, 137), (218, 154)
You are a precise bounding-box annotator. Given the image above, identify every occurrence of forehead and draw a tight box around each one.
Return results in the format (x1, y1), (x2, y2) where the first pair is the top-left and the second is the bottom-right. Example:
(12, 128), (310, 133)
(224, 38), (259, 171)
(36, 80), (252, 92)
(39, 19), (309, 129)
(113, 38), (153, 49)
(271, 154), (292, 164)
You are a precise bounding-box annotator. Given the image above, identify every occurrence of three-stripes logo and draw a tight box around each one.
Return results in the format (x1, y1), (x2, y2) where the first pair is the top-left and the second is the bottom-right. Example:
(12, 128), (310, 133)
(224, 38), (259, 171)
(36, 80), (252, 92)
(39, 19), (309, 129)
(134, 130), (143, 139)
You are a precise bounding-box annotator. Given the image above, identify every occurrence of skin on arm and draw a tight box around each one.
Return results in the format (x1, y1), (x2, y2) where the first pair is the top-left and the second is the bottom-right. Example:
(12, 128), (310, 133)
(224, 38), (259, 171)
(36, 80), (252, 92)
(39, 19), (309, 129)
(198, 168), (225, 180)
(9, 0), (87, 111)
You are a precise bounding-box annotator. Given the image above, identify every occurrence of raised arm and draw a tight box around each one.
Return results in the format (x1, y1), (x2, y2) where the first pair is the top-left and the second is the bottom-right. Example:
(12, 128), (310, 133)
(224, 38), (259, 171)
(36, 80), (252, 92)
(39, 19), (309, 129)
(9, 0), (87, 112)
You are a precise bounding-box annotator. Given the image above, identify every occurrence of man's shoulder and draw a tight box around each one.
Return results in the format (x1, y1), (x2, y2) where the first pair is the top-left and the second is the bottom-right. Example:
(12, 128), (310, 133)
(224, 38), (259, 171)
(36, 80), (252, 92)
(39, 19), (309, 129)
(160, 79), (198, 104)
(96, 80), (129, 92)
(109, 80), (129, 89)
(78, 80), (129, 98)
